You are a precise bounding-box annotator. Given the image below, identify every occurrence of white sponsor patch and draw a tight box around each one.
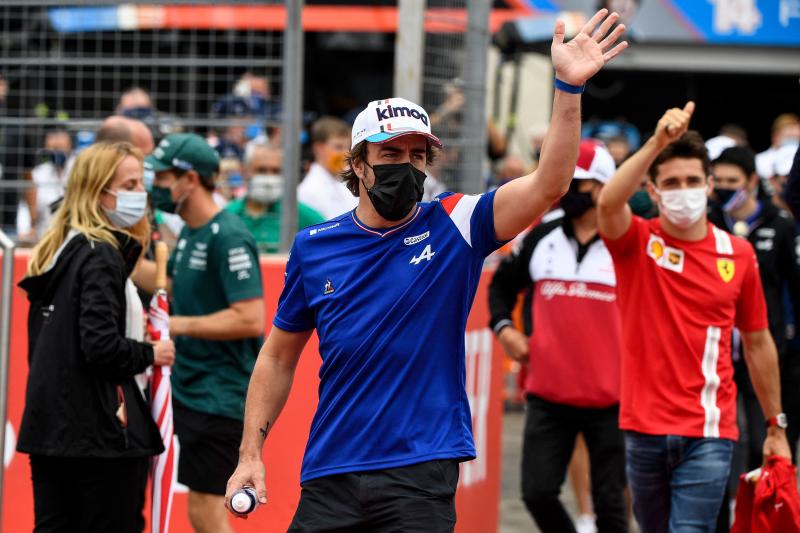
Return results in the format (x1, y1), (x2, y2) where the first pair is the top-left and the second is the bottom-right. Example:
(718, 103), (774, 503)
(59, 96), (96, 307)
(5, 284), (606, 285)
(646, 234), (685, 273)
(229, 253), (251, 265)
(189, 257), (207, 270)
(230, 261), (252, 272)
(228, 247), (246, 256)
(229, 252), (253, 272)
(309, 223), (340, 236)
(404, 231), (430, 246)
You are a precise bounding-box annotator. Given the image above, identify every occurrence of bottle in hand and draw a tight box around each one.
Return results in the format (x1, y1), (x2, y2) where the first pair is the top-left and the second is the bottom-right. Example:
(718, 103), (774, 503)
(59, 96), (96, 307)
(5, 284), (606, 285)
(231, 487), (259, 515)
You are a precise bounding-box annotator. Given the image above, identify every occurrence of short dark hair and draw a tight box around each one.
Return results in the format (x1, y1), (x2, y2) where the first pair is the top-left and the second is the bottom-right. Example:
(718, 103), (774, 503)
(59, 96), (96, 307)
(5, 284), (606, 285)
(310, 116), (350, 145)
(340, 140), (438, 197)
(648, 131), (710, 182)
(712, 146), (756, 178)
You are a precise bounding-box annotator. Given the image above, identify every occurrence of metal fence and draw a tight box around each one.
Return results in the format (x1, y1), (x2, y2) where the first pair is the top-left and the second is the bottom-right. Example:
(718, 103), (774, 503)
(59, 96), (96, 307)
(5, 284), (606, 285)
(0, 0), (285, 246)
(422, 0), (491, 195)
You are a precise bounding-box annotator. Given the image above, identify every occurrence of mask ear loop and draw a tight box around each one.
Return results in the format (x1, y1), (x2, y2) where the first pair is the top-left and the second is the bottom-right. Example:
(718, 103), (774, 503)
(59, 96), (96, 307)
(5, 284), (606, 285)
(360, 159), (375, 192)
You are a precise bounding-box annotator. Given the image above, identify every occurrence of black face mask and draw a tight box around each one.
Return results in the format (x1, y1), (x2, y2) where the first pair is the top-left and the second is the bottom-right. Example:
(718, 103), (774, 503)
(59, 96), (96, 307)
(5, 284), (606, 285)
(364, 162), (426, 221)
(560, 180), (595, 219)
(39, 149), (68, 169)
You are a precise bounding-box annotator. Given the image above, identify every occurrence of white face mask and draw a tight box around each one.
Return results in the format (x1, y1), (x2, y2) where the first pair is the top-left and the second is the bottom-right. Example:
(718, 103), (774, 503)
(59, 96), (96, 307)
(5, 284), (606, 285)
(248, 174), (282, 205)
(103, 189), (148, 228)
(654, 186), (708, 229)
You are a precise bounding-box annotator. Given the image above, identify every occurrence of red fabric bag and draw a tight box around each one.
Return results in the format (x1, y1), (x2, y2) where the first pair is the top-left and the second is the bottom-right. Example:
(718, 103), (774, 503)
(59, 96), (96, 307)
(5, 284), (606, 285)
(732, 456), (800, 532)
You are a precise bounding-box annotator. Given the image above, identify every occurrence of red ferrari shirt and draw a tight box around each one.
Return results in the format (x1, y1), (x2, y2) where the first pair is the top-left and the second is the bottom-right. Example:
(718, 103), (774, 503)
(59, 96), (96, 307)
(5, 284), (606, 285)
(602, 216), (768, 440)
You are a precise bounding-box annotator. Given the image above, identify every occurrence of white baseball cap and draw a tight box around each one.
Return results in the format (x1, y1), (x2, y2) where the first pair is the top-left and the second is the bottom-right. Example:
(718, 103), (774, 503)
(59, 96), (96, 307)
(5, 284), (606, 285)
(705, 135), (737, 160)
(350, 97), (443, 149)
(574, 140), (616, 183)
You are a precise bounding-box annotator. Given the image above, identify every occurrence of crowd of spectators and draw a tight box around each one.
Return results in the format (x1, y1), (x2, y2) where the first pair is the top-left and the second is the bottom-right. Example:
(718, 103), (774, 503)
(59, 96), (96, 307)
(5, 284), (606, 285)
(3, 68), (800, 532)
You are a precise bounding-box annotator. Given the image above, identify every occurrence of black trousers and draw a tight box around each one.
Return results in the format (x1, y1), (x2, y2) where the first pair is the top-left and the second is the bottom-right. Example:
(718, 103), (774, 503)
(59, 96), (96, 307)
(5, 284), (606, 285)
(29, 454), (149, 533)
(521, 395), (627, 533)
(288, 459), (460, 533)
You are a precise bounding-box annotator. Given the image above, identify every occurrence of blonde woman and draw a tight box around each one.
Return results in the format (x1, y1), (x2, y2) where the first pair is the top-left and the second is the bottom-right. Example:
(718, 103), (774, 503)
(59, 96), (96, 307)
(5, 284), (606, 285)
(17, 142), (175, 533)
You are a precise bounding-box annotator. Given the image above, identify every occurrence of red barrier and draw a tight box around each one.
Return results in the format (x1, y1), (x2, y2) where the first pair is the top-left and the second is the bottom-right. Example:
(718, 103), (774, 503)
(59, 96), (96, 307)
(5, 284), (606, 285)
(2, 252), (503, 532)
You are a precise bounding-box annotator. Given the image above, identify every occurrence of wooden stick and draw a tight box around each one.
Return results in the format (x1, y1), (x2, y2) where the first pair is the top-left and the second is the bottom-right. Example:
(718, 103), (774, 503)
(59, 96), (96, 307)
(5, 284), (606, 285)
(154, 241), (169, 292)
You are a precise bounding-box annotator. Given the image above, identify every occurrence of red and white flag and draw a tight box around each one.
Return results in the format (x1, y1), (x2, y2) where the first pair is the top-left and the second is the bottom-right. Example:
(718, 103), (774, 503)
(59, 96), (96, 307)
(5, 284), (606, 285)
(148, 289), (175, 533)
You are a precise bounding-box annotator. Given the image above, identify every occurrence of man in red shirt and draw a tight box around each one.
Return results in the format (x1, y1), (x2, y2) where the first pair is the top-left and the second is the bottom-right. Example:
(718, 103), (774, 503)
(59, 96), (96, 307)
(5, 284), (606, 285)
(597, 102), (791, 531)
(489, 141), (626, 533)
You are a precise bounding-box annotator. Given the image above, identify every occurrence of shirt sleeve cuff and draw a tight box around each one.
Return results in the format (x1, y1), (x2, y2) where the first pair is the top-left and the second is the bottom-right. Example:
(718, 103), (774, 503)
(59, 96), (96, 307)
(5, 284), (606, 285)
(273, 316), (314, 333)
(493, 319), (514, 336)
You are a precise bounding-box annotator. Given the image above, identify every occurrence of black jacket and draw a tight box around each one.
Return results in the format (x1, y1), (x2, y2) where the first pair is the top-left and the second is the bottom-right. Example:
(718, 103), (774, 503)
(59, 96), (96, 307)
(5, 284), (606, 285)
(709, 201), (800, 356)
(17, 231), (163, 458)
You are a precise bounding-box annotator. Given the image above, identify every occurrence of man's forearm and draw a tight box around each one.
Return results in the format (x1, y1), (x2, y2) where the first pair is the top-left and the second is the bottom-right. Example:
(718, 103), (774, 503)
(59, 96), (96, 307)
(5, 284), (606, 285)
(599, 137), (661, 211)
(535, 90), (582, 197)
(744, 333), (783, 419)
(493, 91), (581, 240)
(132, 259), (159, 295)
(172, 304), (264, 340)
(239, 346), (299, 460)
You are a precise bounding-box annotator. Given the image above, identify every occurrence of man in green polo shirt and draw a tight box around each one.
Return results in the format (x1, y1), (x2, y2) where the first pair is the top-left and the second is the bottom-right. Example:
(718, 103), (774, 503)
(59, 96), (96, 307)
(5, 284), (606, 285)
(226, 143), (324, 253)
(135, 133), (264, 533)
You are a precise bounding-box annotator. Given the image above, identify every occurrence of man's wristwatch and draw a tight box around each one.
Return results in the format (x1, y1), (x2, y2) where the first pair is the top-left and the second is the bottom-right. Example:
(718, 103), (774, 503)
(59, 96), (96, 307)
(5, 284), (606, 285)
(766, 413), (788, 430)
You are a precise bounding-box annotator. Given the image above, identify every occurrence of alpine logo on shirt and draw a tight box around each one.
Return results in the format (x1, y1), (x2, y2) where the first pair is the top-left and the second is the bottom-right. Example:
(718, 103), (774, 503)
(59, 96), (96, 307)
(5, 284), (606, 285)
(410, 244), (435, 265)
(646, 234), (684, 273)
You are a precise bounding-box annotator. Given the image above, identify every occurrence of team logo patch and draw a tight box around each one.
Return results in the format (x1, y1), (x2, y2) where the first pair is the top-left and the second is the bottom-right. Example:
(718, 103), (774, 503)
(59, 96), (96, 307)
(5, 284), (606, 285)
(323, 278), (335, 295)
(717, 259), (735, 283)
(647, 235), (664, 261)
(647, 234), (684, 273)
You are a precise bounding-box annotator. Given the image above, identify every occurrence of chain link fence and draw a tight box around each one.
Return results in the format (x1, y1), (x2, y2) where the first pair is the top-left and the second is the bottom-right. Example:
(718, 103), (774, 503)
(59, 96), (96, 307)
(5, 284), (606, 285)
(0, 0), (285, 245)
(422, 0), (492, 195)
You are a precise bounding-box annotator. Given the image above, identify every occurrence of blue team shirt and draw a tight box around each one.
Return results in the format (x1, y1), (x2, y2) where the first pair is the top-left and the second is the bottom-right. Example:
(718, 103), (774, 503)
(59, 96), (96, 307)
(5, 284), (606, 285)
(274, 191), (503, 482)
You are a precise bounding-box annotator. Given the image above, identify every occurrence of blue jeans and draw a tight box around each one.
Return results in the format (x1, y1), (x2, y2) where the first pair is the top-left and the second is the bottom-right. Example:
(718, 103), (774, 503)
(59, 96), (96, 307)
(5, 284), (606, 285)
(625, 432), (734, 533)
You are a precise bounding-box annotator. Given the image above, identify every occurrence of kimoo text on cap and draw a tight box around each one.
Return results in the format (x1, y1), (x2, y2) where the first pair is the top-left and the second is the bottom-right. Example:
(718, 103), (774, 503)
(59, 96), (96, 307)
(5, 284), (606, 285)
(351, 97), (443, 149)
(573, 140), (616, 184)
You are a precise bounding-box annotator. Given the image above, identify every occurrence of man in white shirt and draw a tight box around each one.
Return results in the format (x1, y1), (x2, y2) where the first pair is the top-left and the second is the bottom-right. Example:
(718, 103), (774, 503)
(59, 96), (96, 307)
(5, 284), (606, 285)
(17, 129), (72, 240)
(298, 116), (358, 219)
(755, 113), (800, 179)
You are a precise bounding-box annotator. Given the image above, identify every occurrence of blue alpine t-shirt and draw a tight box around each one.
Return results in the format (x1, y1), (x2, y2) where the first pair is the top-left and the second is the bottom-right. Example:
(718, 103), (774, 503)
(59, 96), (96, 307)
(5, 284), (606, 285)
(274, 191), (503, 482)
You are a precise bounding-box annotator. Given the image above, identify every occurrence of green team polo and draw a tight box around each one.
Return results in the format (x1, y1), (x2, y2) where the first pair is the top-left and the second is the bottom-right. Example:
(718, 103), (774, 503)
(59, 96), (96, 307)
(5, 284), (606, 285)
(225, 197), (326, 254)
(168, 209), (264, 420)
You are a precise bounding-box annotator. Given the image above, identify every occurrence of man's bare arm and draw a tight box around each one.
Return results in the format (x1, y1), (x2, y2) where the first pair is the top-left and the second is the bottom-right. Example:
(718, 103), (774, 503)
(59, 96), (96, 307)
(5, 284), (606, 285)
(741, 328), (791, 461)
(132, 258), (172, 295)
(225, 326), (313, 510)
(493, 9), (627, 241)
(170, 299), (265, 340)
(597, 102), (694, 239)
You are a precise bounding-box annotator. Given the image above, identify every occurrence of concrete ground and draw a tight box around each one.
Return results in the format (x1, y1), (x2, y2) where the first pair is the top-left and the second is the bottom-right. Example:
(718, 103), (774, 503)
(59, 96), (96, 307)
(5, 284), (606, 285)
(499, 409), (578, 533)
(499, 409), (640, 533)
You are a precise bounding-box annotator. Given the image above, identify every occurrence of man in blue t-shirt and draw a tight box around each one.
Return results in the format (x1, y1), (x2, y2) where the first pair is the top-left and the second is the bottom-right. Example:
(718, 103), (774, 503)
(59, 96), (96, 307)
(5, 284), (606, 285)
(225, 9), (628, 531)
